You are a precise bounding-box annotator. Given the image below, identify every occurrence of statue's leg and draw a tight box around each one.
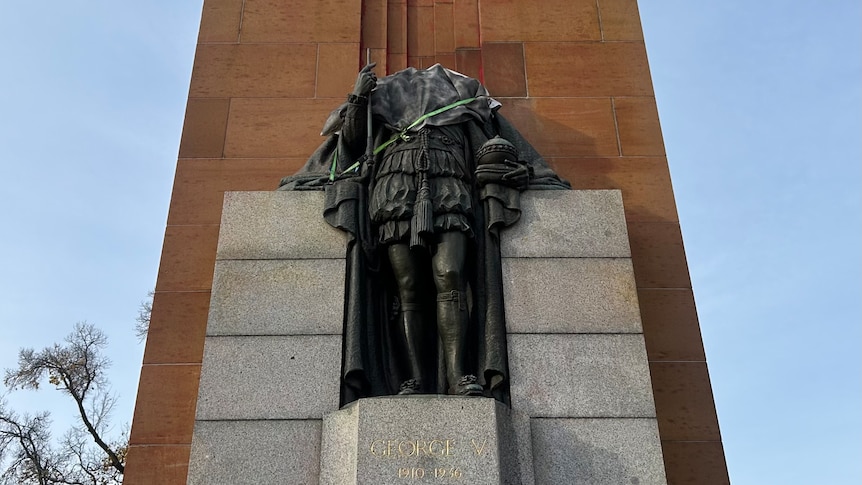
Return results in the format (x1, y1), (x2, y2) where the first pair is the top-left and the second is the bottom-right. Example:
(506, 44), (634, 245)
(388, 243), (425, 394)
(432, 231), (482, 396)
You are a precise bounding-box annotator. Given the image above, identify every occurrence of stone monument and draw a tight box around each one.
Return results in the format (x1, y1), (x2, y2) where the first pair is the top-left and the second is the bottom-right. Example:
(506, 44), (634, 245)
(185, 189), (667, 484)
(125, 3), (729, 484)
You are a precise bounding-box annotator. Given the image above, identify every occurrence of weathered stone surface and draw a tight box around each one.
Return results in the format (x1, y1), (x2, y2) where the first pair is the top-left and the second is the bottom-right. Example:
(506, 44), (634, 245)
(217, 191), (347, 260)
(501, 190), (630, 258)
(503, 258), (641, 333)
(531, 418), (667, 485)
(190, 186), (669, 484)
(187, 420), (322, 485)
(195, 335), (341, 420)
(208, 259), (344, 336)
(320, 396), (533, 485)
(320, 403), (359, 485)
(508, 334), (655, 418)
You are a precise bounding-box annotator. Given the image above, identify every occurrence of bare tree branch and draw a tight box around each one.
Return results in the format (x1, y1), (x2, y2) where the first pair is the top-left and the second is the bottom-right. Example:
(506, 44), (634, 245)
(134, 290), (154, 343)
(0, 404), (55, 485)
(1, 323), (127, 484)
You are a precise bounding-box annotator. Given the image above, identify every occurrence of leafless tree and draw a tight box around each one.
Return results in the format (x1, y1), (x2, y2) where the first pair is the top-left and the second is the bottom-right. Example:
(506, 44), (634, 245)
(0, 323), (127, 484)
(134, 290), (153, 342)
(0, 406), (55, 485)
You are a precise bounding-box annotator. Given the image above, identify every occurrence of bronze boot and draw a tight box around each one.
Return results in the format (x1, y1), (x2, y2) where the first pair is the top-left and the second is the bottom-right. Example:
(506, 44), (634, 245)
(397, 305), (424, 395)
(436, 290), (482, 396)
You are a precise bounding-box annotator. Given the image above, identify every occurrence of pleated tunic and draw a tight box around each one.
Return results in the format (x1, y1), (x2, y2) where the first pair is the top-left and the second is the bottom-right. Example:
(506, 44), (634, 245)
(369, 125), (475, 244)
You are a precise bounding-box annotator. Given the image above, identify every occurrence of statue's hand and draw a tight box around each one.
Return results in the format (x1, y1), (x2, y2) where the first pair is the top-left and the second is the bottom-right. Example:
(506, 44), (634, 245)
(475, 160), (531, 189)
(500, 161), (530, 189)
(353, 63), (378, 97)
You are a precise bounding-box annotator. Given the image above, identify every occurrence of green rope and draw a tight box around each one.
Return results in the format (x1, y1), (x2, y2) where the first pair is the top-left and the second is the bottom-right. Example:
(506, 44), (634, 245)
(328, 145), (339, 181)
(340, 96), (479, 174)
(374, 97), (478, 155)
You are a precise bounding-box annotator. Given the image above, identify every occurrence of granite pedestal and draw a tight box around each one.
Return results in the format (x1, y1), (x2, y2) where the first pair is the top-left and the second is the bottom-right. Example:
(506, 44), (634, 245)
(187, 190), (668, 485)
(320, 396), (533, 485)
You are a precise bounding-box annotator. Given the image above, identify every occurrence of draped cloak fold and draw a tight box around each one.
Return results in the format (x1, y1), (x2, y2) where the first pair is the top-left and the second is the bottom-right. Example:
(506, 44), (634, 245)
(278, 65), (570, 406)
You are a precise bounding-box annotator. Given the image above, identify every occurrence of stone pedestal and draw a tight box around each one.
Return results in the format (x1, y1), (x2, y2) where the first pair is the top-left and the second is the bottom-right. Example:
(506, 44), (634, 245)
(188, 190), (668, 485)
(320, 396), (533, 485)
(187, 191), (344, 485)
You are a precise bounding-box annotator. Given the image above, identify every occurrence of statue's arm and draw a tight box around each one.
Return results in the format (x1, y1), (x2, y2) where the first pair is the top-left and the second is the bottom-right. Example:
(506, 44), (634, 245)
(340, 63), (377, 160)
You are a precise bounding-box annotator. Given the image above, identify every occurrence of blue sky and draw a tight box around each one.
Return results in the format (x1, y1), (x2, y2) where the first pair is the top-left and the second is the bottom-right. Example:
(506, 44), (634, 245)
(0, 1), (859, 483)
(641, 2), (860, 483)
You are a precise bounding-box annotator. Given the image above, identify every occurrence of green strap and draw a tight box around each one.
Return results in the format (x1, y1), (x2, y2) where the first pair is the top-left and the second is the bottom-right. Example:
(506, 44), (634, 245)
(374, 97), (478, 155)
(341, 96), (479, 174)
(328, 145), (339, 181)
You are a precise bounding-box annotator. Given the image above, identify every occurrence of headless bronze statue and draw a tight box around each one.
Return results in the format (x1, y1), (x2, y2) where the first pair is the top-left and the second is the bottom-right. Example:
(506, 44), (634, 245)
(346, 64), (484, 396)
(280, 61), (568, 403)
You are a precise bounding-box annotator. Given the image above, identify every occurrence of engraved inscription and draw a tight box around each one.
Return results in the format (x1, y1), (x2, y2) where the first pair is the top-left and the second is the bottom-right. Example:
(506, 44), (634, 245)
(434, 468), (462, 478)
(367, 437), (490, 480)
(370, 439), (455, 457)
(470, 439), (487, 456)
(396, 467), (462, 480)
(398, 467), (425, 479)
